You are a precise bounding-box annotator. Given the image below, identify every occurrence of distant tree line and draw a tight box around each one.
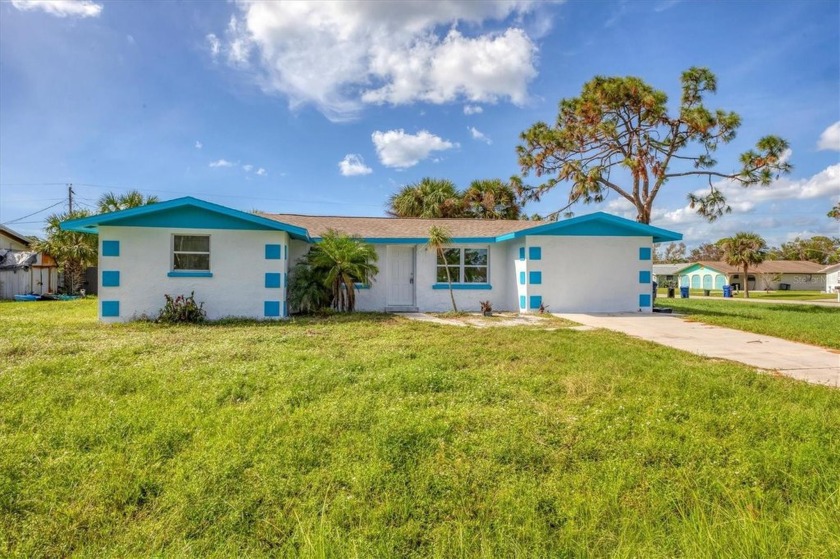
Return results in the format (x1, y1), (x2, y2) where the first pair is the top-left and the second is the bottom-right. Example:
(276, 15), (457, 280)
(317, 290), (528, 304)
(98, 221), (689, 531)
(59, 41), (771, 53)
(654, 235), (839, 266)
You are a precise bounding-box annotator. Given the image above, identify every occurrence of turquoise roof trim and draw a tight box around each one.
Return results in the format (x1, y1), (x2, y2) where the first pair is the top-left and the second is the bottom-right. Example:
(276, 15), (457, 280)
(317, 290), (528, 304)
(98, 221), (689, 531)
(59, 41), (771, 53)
(495, 212), (681, 244)
(61, 197), (310, 240)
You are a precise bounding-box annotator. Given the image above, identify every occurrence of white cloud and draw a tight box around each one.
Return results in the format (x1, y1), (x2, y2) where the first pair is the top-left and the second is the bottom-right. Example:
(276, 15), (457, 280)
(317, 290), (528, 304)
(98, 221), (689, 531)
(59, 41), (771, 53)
(243, 164), (253, 172)
(206, 33), (221, 59)
(468, 126), (492, 144)
(195, 141), (203, 149)
(209, 159), (234, 168)
(372, 129), (456, 168)
(464, 104), (484, 115)
(817, 121), (840, 151)
(338, 154), (373, 176)
(211, 1), (543, 121)
(11, 0), (102, 18)
(256, 168), (267, 176)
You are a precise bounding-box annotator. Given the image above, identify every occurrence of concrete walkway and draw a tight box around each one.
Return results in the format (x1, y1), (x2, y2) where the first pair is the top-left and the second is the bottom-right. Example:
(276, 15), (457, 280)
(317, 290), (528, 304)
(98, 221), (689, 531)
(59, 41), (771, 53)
(557, 312), (840, 387)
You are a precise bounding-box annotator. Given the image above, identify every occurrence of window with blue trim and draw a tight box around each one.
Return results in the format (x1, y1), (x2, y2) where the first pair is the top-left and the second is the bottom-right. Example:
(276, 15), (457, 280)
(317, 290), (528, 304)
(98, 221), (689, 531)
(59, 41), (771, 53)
(173, 235), (210, 271)
(436, 247), (488, 283)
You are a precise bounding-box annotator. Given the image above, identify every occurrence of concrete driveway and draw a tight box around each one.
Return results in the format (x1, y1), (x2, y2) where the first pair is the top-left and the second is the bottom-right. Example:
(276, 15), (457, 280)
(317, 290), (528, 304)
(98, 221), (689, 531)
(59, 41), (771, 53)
(557, 312), (840, 387)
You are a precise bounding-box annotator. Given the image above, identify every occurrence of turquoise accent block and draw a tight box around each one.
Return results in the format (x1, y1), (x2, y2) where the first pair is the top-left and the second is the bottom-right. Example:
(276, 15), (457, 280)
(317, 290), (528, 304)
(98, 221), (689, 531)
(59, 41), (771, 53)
(432, 283), (492, 290)
(639, 270), (651, 283)
(283, 301), (288, 317)
(529, 295), (542, 310)
(519, 271), (526, 285)
(101, 270), (120, 287)
(519, 247), (525, 260)
(101, 300), (119, 317)
(265, 244), (281, 259)
(167, 271), (213, 278)
(264, 301), (281, 317)
(639, 294), (651, 307)
(529, 271), (542, 285)
(102, 240), (120, 257)
(265, 273), (281, 288)
(529, 246), (542, 260)
(519, 295), (526, 309)
(639, 247), (652, 260)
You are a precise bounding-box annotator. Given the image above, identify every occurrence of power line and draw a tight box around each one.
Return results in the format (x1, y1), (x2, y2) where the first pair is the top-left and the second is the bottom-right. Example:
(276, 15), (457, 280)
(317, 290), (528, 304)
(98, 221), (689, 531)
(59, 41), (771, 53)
(1, 200), (65, 225)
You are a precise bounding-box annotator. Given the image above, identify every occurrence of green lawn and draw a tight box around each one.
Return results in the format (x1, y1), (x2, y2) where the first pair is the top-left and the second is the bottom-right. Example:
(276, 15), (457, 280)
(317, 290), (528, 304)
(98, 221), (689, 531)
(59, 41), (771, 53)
(656, 298), (840, 349)
(657, 289), (835, 301)
(2, 300), (839, 557)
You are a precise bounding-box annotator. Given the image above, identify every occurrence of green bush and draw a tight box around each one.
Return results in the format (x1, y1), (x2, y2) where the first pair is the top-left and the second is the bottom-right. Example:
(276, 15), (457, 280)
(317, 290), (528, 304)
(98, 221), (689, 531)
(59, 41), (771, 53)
(157, 291), (206, 323)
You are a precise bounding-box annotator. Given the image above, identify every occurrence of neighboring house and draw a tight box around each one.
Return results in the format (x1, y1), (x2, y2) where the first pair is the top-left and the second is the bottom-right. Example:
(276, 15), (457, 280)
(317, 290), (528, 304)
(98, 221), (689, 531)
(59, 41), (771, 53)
(676, 260), (827, 292)
(0, 224), (59, 299)
(822, 263), (840, 294)
(61, 197), (682, 322)
(652, 263), (688, 287)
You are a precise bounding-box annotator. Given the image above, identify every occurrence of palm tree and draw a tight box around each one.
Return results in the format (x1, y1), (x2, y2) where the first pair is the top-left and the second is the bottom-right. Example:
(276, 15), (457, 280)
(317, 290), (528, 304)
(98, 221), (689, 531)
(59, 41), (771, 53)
(97, 190), (159, 213)
(287, 260), (331, 314)
(32, 210), (98, 295)
(307, 230), (379, 312)
(387, 178), (463, 218)
(427, 225), (457, 311)
(462, 179), (521, 219)
(718, 232), (767, 298)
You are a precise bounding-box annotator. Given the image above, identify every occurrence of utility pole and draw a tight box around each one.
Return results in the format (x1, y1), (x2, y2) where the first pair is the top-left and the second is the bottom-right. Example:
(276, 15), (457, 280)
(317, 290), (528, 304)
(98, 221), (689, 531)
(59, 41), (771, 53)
(68, 183), (74, 213)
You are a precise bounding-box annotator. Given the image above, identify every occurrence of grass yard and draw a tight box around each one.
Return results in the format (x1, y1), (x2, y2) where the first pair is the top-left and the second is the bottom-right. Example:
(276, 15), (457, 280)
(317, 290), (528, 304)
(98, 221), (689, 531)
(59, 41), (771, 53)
(656, 298), (840, 350)
(2, 299), (839, 557)
(657, 289), (835, 301)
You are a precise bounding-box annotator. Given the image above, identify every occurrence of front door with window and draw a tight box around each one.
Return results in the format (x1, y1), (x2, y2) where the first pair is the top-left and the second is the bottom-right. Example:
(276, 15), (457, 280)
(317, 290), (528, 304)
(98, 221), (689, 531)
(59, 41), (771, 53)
(387, 246), (415, 307)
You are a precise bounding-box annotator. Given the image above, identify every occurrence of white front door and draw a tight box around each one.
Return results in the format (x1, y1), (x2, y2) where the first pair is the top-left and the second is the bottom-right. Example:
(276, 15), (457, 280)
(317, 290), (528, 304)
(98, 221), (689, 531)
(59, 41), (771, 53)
(387, 246), (415, 307)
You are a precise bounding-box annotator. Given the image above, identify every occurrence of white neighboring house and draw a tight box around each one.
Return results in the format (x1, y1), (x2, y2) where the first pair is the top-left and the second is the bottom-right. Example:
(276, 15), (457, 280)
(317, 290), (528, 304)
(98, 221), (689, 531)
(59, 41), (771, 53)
(822, 263), (840, 294)
(0, 224), (59, 299)
(652, 263), (688, 287)
(61, 197), (683, 322)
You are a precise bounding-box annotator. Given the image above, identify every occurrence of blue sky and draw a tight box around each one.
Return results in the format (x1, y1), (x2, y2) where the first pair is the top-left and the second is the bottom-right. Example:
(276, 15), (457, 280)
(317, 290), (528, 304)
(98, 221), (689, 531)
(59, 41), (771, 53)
(1, 0), (838, 247)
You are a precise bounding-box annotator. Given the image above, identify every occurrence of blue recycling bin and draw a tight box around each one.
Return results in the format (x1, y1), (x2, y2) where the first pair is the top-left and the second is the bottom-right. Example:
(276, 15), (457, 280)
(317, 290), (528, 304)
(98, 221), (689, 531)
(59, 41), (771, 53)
(680, 287), (689, 298)
(722, 285), (732, 298)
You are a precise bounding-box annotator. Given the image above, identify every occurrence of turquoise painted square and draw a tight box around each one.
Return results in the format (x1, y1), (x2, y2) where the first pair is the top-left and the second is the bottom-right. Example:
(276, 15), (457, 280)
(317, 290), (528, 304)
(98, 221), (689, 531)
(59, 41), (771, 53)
(265, 244), (282, 259)
(264, 301), (281, 317)
(102, 240), (120, 257)
(529, 271), (542, 285)
(265, 273), (281, 288)
(283, 301), (288, 316)
(101, 270), (120, 287)
(519, 295), (526, 309)
(519, 271), (526, 285)
(529, 295), (542, 310)
(639, 270), (651, 284)
(639, 294), (651, 307)
(518, 247), (525, 260)
(101, 300), (119, 317)
(528, 246), (541, 260)
(639, 247), (652, 260)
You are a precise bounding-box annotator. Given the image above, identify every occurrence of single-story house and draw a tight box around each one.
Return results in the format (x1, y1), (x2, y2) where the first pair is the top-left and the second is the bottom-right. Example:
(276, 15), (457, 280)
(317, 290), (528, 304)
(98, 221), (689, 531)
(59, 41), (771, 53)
(61, 197), (682, 322)
(821, 263), (840, 294)
(677, 260), (827, 292)
(652, 263), (689, 287)
(0, 224), (59, 300)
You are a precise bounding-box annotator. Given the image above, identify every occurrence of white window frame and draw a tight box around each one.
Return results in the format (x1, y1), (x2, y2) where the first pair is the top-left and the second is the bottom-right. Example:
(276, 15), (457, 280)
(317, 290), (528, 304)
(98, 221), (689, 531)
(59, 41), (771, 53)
(171, 234), (211, 271)
(436, 246), (490, 283)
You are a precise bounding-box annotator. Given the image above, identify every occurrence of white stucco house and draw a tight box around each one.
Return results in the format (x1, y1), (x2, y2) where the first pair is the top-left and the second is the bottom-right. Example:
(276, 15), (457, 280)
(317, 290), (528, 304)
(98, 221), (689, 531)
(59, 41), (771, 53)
(822, 263), (840, 294)
(61, 197), (682, 322)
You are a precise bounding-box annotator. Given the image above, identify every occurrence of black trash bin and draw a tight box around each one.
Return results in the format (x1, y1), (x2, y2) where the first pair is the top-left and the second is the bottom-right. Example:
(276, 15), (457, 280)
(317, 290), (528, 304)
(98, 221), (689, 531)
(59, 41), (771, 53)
(667, 287), (675, 298)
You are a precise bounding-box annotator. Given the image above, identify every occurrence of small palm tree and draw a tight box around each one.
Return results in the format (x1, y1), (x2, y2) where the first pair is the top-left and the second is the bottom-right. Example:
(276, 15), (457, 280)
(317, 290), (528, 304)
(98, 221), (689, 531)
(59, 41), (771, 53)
(287, 261), (331, 314)
(428, 225), (457, 311)
(307, 230), (379, 312)
(97, 190), (159, 213)
(33, 210), (98, 294)
(462, 179), (521, 219)
(388, 178), (463, 218)
(718, 232), (767, 298)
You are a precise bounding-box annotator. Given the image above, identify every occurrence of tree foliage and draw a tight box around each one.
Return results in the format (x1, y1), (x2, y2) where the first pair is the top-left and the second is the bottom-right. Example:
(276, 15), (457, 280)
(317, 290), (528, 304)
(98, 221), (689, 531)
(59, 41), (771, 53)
(302, 230), (379, 313)
(517, 67), (791, 224)
(427, 225), (457, 312)
(97, 190), (160, 213)
(689, 242), (725, 262)
(388, 177), (521, 220)
(718, 232), (767, 298)
(829, 202), (840, 221)
(32, 210), (98, 294)
(768, 236), (840, 265)
(653, 242), (687, 264)
(462, 179), (521, 219)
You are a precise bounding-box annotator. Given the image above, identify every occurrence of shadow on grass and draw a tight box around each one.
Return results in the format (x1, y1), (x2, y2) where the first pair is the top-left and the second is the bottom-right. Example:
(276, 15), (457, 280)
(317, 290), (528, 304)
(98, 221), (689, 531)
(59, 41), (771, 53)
(172, 312), (397, 328)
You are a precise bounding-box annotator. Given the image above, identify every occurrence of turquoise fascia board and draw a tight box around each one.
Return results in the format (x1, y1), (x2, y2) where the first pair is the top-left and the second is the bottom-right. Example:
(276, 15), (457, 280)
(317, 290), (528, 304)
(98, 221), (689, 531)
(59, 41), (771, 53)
(264, 301), (281, 317)
(167, 271), (213, 278)
(101, 270), (120, 287)
(494, 211), (682, 244)
(60, 196), (310, 240)
(265, 244), (282, 259)
(639, 294), (652, 307)
(312, 236), (496, 244)
(529, 271), (542, 285)
(676, 262), (727, 275)
(101, 300), (119, 317)
(432, 283), (492, 290)
(639, 270), (651, 284)
(265, 273), (281, 288)
(102, 240), (120, 257)
(529, 295), (542, 310)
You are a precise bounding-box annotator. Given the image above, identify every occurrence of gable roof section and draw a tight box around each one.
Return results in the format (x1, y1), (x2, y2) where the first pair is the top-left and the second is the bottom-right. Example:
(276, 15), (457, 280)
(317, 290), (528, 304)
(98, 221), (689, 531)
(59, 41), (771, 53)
(0, 224), (33, 247)
(61, 197), (310, 239)
(677, 260), (827, 275)
(495, 212), (682, 243)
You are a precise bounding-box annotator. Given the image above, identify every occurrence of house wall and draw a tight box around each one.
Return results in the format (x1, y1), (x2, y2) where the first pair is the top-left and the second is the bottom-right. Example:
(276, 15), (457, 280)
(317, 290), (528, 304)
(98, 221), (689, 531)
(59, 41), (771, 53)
(758, 272), (825, 291)
(679, 265), (728, 291)
(0, 233), (29, 251)
(97, 226), (289, 322)
(825, 269), (840, 293)
(520, 236), (653, 313)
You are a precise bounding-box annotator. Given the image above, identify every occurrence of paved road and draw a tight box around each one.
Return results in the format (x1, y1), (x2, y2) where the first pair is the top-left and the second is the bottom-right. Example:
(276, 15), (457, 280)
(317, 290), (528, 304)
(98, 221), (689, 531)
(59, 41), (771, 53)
(557, 312), (840, 387)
